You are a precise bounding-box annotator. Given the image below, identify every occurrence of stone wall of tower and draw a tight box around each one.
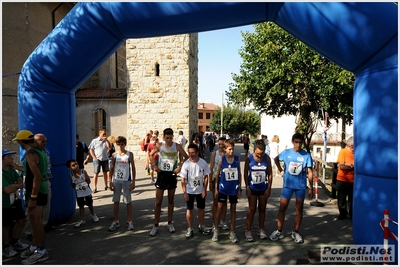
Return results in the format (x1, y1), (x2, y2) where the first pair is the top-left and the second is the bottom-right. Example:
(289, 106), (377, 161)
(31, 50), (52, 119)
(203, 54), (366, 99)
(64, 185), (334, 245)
(126, 34), (198, 162)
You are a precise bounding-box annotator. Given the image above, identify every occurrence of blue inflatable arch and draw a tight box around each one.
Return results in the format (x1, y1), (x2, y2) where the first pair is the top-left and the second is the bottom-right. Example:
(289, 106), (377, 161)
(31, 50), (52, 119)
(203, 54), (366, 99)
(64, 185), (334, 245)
(18, 2), (397, 250)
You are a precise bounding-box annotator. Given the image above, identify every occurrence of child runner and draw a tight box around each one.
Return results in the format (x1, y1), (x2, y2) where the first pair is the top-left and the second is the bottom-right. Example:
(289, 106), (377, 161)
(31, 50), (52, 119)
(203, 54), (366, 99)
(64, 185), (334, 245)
(108, 136), (136, 231)
(66, 159), (99, 228)
(212, 138), (242, 243)
(269, 133), (313, 244)
(208, 137), (229, 231)
(180, 144), (211, 239)
(149, 128), (188, 236)
(244, 139), (273, 241)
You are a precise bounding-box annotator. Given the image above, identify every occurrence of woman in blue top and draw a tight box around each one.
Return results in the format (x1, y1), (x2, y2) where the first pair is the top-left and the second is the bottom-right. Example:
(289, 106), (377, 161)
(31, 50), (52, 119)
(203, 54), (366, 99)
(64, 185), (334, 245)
(244, 139), (272, 242)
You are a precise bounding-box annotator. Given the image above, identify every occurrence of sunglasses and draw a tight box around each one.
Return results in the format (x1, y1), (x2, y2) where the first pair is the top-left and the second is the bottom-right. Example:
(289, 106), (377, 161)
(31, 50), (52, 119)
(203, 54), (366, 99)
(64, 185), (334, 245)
(71, 163), (77, 167)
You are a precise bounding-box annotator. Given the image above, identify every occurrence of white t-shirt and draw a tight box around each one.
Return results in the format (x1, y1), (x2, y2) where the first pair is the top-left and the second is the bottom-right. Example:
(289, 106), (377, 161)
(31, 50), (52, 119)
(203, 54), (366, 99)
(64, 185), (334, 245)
(270, 141), (279, 159)
(180, 158), (211, 194)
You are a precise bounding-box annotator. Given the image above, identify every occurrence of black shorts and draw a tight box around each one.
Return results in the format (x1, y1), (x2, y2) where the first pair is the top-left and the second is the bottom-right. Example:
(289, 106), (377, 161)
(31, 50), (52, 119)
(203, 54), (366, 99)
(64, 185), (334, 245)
(217, 192), (238, 204)
(2, 206), (26, 227)
(244, 143), (249, 150)
(25, 192), (48, 207)
(77, 195), (93, 208)
(251, 189), (266, 196)
(155, 171), (178, 190)
(185, 194), (206, 210)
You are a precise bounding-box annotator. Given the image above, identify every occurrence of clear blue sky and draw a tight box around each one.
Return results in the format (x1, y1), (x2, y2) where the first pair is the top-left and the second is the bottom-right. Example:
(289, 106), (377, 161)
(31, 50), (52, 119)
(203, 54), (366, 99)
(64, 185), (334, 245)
(198, 25), (255, 106)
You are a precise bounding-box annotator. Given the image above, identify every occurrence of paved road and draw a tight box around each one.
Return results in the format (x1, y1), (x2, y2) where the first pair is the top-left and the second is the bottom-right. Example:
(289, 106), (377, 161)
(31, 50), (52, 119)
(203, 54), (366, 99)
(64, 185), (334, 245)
(3, 144), (355, 265)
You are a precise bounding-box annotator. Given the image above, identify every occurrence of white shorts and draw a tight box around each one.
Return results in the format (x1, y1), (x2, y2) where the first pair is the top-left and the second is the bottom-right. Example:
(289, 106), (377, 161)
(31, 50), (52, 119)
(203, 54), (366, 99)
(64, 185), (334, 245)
(112, 181), (132, 204)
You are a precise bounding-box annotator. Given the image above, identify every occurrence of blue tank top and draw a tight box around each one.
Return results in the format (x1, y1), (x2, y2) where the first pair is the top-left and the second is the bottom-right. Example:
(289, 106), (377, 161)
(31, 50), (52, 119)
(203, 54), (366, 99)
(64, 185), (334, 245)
(219, 155), (241, 195)
(248, 154), (269, 192)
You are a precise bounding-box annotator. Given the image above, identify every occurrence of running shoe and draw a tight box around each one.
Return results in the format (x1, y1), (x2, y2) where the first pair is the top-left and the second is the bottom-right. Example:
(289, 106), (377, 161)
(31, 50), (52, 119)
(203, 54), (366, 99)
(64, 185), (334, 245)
(3, 246), (17, 258)
(219, 220), (229, 230)
(149, 226), (159, 236)
(269, 229), (284, 241)
(198, 225), (211, 235)
(91, 214), (99, 222)
(229, 231), (239, 243)
(108, 221), (120, 231)
(167, 223), (175, 233)
(21, 250), (49, 264)
(74, 219), (86, 228)
(13, 240), (29, 251)
(126, 221), (134, 230)
(245, 230), (254, 242)
(212, 229), (219, 242)
(20, 248), (35, 259)
(258, 229), (268, 240)
(291, 230), (304, 244)
(185, 228), (194, 239)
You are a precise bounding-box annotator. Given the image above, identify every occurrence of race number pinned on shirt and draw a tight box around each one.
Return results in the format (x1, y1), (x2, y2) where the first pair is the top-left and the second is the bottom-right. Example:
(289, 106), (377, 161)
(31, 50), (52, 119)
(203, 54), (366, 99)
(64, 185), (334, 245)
(189, 176), (202, 189)
(76, 181), (89, 191)
(251, 171), (266, 184)
(288, 161), (303, 176)
(116, 168), (128, 181)
(223, 167), (238, 181)
(161, 158), (175, 172)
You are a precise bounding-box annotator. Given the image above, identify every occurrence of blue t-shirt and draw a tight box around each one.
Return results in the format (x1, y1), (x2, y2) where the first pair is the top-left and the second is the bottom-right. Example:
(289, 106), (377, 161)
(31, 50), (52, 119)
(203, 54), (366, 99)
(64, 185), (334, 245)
(219, 155), (241, 195)
(278, 148), (313, 189)
(248, 153), (269, 192)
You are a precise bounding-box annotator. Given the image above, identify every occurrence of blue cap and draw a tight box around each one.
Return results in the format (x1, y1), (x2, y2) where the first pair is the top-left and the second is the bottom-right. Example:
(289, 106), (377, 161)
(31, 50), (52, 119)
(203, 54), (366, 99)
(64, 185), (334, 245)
(2, 149), (16, 157)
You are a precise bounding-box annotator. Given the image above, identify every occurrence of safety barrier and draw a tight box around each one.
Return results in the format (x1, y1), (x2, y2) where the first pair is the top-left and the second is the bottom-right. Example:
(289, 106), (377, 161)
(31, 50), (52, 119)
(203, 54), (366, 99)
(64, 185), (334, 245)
(310, 163), (325, 207)
(380, 209), (398, 265)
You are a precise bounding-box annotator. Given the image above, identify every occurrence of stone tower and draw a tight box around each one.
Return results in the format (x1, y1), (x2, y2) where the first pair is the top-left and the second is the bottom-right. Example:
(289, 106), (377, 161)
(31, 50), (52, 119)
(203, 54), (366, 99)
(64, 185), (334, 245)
(126, 33), (198, 161)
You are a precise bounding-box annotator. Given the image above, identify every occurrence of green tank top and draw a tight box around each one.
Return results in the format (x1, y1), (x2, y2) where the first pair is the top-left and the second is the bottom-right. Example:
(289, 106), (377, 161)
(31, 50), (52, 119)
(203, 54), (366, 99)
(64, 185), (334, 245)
(31, 147), (48, 194)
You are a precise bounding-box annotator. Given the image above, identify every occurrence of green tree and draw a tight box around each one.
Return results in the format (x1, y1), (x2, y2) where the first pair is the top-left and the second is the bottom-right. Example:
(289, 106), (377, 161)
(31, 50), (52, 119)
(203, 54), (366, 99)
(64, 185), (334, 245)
(210, 105), (260, 136)
(227, 22), (354, 152)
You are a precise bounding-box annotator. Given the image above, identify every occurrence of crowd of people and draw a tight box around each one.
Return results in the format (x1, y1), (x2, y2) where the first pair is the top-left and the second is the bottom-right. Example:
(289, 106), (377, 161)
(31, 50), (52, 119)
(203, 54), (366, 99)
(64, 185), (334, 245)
(3, 128), (353, 264)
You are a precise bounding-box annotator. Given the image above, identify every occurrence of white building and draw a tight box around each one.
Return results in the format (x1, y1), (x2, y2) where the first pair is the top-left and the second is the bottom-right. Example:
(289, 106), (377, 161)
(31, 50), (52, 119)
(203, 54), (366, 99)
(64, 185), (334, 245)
(260, 114), (353, 163)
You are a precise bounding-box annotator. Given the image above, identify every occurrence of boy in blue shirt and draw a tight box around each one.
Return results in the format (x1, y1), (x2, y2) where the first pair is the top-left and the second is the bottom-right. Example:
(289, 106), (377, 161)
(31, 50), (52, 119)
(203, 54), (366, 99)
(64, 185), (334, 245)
(269, 133), (313, 244)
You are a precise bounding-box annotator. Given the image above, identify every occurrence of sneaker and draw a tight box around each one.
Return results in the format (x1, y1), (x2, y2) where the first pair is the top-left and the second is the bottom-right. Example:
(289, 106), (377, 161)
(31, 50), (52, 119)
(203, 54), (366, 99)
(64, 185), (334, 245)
(149, 226), (159, 236)
(245, 230), (254, 242)
(3, 246), (17, 258)
(185, 228), (194, 239)
(219, 220), (229, 230)
(229, 231), (239, 243)
(291, 230), (304, 244)
(212, 229), (219, 242)
(20, 248), (35, 259)
(21, 250), (49, 264)
(167, 223), (175, 233)
(198, 225), (211, 235)
(126, 221), (134, 230)
(108, 221), (120, 231)
(269, 229), (284, 241)
(13, 240), (29, 251)
(91, 214), (99, 222)
(74, 219), (86, 228)
(258, 229), (268, 240)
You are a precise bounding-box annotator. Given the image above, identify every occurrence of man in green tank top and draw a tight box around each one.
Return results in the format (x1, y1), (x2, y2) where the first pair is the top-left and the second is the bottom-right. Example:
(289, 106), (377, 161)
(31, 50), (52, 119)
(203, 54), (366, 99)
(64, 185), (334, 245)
(12, 130), (49, 264)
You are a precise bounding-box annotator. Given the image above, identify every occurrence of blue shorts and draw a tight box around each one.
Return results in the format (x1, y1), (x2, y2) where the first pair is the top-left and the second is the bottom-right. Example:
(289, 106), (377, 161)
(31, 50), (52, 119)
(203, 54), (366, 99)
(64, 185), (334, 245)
(281, 187), (306, 199)
(93, 159), (109, 174)
(185, 193), (206, 210)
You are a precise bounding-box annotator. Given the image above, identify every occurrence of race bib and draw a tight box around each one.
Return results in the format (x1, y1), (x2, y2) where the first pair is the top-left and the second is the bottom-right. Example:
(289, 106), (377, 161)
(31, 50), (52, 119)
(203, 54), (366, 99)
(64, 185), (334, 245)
(189, 176), (202, 189)
(288, 161), (303, 176)
(76, 181), (89, 192)
(161, 158), (175, 172)
(116, 168), (128, 181)
(223, 168), (238, 181)
(251, 171), (266, 184)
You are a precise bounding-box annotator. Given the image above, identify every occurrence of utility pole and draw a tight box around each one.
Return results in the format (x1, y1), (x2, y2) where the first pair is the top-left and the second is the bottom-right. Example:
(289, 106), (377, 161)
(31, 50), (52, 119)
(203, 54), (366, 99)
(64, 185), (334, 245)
(220, 93), (224, 136)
